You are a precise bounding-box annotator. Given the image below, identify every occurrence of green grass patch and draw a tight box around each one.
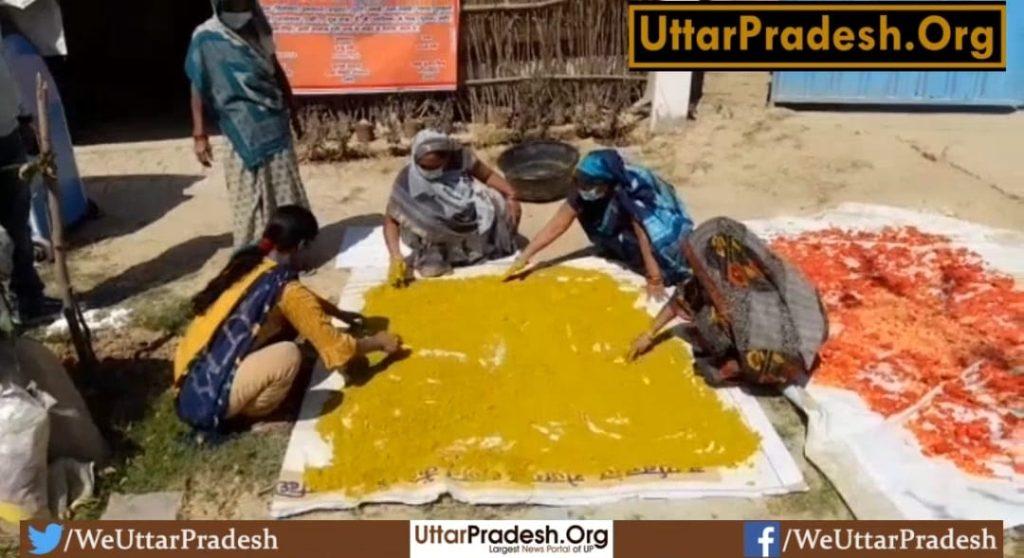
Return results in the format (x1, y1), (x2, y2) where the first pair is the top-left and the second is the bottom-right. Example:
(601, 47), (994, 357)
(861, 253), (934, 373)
(131, 295), (193, 336)
(75, 392), (287, 519)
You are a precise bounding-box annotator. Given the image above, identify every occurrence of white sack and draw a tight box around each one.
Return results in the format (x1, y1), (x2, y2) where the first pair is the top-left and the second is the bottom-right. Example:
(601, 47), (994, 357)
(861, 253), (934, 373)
(0, 383), (53, 525)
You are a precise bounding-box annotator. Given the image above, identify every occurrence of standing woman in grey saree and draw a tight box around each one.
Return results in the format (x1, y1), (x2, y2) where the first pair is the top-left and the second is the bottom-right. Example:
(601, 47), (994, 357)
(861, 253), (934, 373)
(186, 0), (310, 248)
(384, 130), (522, 285)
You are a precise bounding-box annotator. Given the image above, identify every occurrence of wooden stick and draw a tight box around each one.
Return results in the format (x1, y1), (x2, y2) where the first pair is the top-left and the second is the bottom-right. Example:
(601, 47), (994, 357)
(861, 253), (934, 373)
(35, 74), (96, 367)
(465, 74), (648, 86)
(462, 0), (568, 13)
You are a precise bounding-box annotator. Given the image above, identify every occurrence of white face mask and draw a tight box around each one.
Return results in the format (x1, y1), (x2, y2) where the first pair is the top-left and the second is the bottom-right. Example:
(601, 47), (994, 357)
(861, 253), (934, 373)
(579, 187), (606, 201)
(419, 166), (445, 180)
(221, 11), (253, 30)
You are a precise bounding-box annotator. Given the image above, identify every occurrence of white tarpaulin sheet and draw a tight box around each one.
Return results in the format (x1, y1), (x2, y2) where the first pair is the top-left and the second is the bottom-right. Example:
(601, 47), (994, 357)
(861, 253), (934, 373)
(271, 236), (806, 518)
(276, 205), (1023, 522)
(745, 203), (1024, 527)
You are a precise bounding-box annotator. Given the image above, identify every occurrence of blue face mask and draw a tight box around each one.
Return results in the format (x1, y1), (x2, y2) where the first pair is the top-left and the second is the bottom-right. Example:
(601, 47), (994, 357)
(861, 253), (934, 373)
(579, 187), (606, 201)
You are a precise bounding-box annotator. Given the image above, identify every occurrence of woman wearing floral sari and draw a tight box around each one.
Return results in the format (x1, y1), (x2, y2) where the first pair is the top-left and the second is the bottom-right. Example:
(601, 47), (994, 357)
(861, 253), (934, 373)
(186, 0), (309, 248)
(627, 217), (828, 388)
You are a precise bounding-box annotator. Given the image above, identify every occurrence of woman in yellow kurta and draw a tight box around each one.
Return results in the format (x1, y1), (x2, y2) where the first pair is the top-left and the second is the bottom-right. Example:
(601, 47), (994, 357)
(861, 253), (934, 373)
(174, 206), (402, 433)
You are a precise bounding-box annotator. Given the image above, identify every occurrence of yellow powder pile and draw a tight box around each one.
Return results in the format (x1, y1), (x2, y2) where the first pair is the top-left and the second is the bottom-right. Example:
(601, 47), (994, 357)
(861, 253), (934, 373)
(304, 267), (759, 496)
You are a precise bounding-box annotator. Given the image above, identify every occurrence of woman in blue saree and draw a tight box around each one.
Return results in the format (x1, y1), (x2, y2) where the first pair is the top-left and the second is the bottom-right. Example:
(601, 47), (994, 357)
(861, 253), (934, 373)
(508, 149), (693, 299)
(186, 0), (309, 248)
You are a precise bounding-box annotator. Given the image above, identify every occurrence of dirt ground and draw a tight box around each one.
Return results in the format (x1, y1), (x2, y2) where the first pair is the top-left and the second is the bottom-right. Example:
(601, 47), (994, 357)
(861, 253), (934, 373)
(66, 105), (1024, 310)
(37, 96), (1024, 532)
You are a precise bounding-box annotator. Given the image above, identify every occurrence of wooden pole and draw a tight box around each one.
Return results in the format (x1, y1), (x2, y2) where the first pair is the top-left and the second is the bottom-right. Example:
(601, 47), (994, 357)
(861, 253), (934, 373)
(35, 74), (96, 367)
(462, 0), (568, 12)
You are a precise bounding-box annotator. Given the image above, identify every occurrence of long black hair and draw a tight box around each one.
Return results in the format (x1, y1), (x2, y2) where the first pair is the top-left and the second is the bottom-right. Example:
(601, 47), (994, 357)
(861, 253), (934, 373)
(191, 205), (319, 316)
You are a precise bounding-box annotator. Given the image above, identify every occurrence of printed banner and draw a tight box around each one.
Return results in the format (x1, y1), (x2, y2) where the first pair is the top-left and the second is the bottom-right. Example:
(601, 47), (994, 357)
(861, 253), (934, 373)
(262, 0), (460, 94)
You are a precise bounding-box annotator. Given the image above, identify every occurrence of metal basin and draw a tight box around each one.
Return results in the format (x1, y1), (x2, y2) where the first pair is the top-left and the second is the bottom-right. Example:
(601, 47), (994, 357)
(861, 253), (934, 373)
(497, 141), (580, 203)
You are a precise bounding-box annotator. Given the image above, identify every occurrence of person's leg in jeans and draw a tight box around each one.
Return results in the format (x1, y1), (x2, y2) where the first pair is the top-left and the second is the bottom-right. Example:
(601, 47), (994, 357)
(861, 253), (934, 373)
(0, 130), (44, 316)
(227, 341), (303, 420)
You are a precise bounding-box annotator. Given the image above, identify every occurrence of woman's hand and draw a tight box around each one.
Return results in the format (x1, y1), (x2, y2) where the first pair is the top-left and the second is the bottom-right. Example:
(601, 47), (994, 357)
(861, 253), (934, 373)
(511, 202), (577, 279)
(190, 89), (211, 166)
(357, 331), (404, 356)
(388, 257), (409, 288)
(373, 331), (404, 355)
(383, 217), (408, 288)
(506, 196), (522, 227)
(194, 135), (213, 167)
(502, 256), (530, 282)
(627, 332), (655, 362)
(645, 277), (668, 302)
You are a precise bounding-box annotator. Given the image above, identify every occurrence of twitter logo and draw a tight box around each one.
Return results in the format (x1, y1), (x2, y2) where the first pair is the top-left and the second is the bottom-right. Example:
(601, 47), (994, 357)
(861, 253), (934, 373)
(28, 523), (63, 555)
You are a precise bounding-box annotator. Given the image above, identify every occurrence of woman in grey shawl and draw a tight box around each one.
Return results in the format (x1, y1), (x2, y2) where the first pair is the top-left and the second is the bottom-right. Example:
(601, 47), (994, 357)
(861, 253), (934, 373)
(384, 130), (521, 285)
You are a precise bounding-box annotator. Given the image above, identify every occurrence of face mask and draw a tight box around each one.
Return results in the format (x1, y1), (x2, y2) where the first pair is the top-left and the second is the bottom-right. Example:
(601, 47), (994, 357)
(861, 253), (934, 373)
(419, 165), (445, 180)
(221, 11), (253, 30)
(579, 187), (606, 201)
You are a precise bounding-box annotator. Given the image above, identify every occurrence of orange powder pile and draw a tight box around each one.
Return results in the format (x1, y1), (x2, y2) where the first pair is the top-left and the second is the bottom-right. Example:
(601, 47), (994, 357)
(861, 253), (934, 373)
(772, 227), (1023, 478)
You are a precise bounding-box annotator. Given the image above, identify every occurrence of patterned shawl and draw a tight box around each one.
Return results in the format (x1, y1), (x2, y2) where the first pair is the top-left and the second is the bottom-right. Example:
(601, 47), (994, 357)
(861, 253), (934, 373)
(176, 265), (297, 433)
(184, 0), (291, 170)
(683, 217), (828, 386)
(575, 150), (694, 284)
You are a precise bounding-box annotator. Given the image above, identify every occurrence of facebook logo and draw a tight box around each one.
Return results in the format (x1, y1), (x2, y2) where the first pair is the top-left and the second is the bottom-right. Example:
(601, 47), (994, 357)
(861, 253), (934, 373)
(743, 521), (781, 558)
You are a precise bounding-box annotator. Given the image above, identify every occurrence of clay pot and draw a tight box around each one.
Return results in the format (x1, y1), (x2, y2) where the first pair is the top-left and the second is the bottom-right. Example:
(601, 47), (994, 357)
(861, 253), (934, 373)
(354, 119), (375, 143)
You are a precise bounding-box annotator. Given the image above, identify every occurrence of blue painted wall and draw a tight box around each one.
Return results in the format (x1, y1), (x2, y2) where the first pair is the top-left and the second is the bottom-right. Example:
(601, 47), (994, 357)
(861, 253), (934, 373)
(771, 3), (1024, 107)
